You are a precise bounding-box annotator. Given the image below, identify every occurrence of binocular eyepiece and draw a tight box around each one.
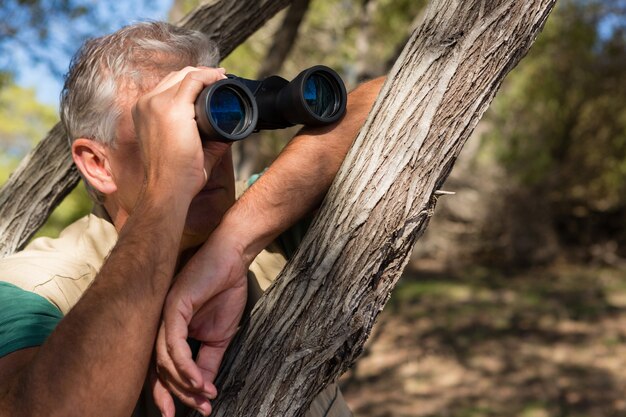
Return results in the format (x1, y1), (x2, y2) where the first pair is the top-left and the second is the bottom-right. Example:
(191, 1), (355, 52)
(195, 65), (347, 141)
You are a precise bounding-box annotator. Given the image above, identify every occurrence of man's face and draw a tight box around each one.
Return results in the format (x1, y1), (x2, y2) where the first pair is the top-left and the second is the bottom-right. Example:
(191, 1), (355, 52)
(106, 83), (236, 251)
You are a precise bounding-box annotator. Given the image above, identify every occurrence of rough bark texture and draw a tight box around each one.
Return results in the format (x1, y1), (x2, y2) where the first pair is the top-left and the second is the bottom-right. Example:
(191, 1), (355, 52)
(0, 0), (293, 257)
(0, 123), (80, 257)
(193, 1), (557, 416)
(178, 0), (293, 59)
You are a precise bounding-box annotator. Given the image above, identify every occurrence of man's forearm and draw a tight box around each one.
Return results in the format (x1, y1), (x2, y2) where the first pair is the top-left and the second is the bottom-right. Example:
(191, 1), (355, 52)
(221, 76), (385, 261)
(2, 196), (188, 417)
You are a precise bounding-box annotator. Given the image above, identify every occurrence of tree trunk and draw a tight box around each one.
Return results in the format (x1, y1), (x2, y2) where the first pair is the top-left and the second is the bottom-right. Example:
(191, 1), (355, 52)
(190, 1), (557, 416)
(0, 123), (80, 257)
(257, 0), (311, 79)
(0, 0), (294, 257)
(178, 0), (294, 58)
(355, 0), (376, 82)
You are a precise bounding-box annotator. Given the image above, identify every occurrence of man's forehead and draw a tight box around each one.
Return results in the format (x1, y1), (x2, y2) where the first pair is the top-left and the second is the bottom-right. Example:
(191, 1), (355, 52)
(116, 73), (160, 107)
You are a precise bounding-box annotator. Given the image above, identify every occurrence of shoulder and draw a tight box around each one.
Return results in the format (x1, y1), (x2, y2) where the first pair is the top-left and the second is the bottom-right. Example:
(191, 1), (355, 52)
(0, 281), (62, 358)
(0, 250), (98, 314)
(0, 213), (117, 314)
(0, 212), (116, 358)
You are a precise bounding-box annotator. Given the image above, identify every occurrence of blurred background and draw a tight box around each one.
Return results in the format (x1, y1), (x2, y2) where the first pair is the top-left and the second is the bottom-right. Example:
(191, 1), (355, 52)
(1, 0), (626, 416)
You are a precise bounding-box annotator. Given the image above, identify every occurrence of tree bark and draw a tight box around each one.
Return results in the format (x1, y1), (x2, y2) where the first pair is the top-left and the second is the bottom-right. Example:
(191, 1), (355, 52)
(0, 0), (294, 257)
(178, 0), (294, 59)
(191, 1), (557, 416)
(0, 123), (80, 257)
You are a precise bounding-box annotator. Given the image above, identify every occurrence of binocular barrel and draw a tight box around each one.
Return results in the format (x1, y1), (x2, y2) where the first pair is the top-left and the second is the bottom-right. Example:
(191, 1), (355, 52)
(195, 65), (347, 142)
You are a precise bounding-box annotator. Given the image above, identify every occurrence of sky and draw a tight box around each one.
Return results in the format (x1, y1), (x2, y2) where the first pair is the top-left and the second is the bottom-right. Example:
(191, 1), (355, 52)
(13, 0), (174, 107)
(7, 0), (625, 109)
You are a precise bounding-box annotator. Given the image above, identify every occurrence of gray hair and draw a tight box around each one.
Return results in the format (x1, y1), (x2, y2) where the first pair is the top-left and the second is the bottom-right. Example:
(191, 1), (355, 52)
(60, 21), (220, 201)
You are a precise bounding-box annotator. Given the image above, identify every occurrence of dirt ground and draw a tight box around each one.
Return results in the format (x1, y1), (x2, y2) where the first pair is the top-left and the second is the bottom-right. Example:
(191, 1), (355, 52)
(340, 264), (626, 417)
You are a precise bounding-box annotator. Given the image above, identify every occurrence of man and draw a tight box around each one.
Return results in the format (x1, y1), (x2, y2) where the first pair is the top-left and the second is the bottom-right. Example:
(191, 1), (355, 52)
(0, 22), (382, 417)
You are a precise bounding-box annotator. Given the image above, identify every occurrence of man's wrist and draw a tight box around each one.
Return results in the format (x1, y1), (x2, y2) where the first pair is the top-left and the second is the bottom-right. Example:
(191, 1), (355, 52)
(139, 182), (194, 216)
(214, 212), (272, 267)
(121, 190), (191, 252)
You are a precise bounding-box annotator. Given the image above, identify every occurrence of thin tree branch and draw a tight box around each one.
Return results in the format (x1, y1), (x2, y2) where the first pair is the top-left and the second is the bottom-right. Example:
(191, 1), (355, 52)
(257, 0), (311, 79)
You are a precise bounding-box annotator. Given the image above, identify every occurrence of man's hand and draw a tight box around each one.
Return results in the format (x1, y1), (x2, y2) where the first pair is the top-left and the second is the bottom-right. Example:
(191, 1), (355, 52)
(132, 66), (230, 203)
(153, 228), (250, 417)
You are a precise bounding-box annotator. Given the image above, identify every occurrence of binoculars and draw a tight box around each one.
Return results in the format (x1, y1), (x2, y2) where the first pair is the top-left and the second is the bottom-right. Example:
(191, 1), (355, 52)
(195, 65), (347, 141)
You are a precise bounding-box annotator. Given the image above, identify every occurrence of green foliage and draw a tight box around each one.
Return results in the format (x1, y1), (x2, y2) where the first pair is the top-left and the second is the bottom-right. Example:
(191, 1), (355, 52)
(486, 0), (626, 212)
(0, 72), (12, 91)
(220, 0), (425, 83)
(0, 83), (58, 195)
(0, 84), (58, 157)
(370, 0), (428, 62)
(0, 82), (58, 195)
(34, 182), (93, 239)
(0, 82), (91, 239)
(168, 0), (202, 22)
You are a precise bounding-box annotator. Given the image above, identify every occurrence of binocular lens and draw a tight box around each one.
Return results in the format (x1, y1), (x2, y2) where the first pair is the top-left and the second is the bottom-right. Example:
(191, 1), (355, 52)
(304, 73), (339, 118)
(195, 65), (346, 141)
(209, 87), (247, 135)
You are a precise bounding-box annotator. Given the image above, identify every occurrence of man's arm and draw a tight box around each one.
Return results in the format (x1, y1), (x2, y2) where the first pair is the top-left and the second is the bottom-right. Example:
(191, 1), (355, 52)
(154, 77), (385, 416)
(0, 68), (227, 417)
(225, 76), (386, 258)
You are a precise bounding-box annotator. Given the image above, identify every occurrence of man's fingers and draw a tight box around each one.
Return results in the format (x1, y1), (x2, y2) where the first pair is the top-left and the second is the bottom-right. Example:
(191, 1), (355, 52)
(156, 321), (202, 393)
(175, 69), (226, 104)
(158, 370), (214, 416)
(162, 297), (209, 392)
(149, 66), (198, 96)
(155, 324), (215, 415)
(151, 372), (176, 417)
(196, 343), (230, 389)
(202, 141), (232, 173)
(151, 66), (224, 97)
(150, 359), (209, 417)
(156, 341), (219, 415)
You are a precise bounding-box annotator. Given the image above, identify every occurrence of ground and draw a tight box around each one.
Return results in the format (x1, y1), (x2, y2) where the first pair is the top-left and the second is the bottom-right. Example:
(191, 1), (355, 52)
(340, 264), (626, 417)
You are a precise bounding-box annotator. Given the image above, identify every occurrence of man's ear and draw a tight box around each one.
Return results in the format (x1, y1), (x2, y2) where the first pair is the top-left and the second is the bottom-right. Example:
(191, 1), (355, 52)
(72, 138), (117, 195)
